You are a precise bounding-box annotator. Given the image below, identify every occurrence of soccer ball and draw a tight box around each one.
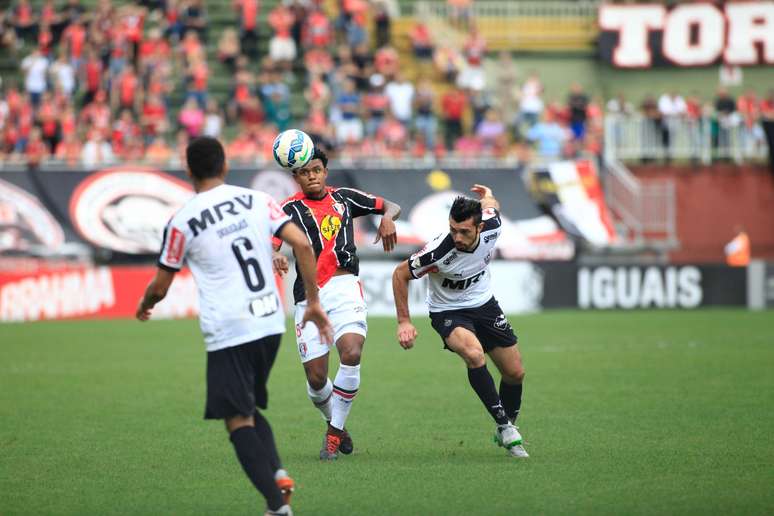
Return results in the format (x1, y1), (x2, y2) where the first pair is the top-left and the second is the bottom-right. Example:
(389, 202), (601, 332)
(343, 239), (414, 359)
(272, 129), (315, 170)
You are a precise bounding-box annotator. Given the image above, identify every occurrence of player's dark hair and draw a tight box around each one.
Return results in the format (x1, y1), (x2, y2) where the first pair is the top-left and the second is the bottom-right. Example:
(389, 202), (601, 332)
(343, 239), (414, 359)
(186, 136), (226, 179)
(312, 147), (328, 168)
(449, 196), (482, 225)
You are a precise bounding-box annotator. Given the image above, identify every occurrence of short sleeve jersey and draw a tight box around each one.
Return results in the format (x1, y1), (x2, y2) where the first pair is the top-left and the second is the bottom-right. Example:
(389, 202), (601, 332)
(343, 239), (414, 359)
(274, 187), (384, 304)
(408, 207), (501, 312)
(158, 184), (292, 351)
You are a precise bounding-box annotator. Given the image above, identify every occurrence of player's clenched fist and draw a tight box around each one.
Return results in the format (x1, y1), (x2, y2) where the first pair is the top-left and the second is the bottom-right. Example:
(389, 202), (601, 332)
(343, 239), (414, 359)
(397, 321), (418, 349)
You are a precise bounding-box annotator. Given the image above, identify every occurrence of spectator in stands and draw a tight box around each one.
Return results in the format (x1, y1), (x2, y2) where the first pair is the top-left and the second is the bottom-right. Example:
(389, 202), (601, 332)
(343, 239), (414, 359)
(640, 95), (661, 162)
(409, 22), (434, 62)
(385, 71), (414, 127)
(526, 110), (568, 158)
(81, 89), (111, 136)
(261, 72), (291, 131)
(50, 49), (76, 98)
(413, 79), (437, 150)
(81, 129), (114, 168)
(469, 85), (491, 131)
(178, 97), (205, 137)
(112, 109), (140, 157)
(20, 48), (47, 107)
(268, 3), (296, 73)
(164, 0), (185, 42)
(372, 0), (392, 49)
(458, 25), (486, 92)
(228, 128), (257, 162)
(141, 93), (169, 143)
(517, 71), (544, 129)
(203, 99), (223, 138)
(447, 0), (473, 30)
(352, 43), (374, 90)
(363, 73), (389, 137)
(658, 91), (686, 162)
(303, 107), (335, 152)
(334, 78), (364, 144)
(62, 19), (86, 70)
(287, 0), (309, 51)
(217, 28), (240, 73)
(434, 44), (464, 84)
(303, 5), (332, 50)
(25, 127), (49, 168)
(37, 92), (59, 152)
(441, 86), (467, 151)
(343, 0), (368, 48)
(373, 45), (399, 81)
(567, 82), (589, 141)
(714, 87), (738, 157)
(10, 0), (36, 46)
(113, 64), (140, 113)
(233, 0), (259, 59)
(54, 131), (82, 165)
(377, 111), (408, 155)
(304, 71), (331, 112)
(476, 109), (506, 150)
(761, 89), (774, 172)
(145, 136), (172, 164)
(139, 28), (171, 76)
(737, 89), (763, 158)
(81, 47), (104, 106)
(304, 46), (334, 78)
(63, 0), (85, 26)
(38, 22), (53, 57)
(186, 54), (209, 109)
(182, 0), (207, 41)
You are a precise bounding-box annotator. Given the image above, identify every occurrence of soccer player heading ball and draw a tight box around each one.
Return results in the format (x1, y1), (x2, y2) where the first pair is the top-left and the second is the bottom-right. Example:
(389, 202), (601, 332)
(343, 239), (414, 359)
(392, 184), (528, 458)
(137, 136), (333, 515)
(272, 146), (402, 460)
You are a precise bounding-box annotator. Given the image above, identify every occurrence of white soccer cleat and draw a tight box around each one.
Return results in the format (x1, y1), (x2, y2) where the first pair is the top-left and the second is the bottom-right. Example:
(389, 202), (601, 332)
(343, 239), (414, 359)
(495, 423), (523, 448)
(265, 504), (293, 516)
(507, 444), (530, 458)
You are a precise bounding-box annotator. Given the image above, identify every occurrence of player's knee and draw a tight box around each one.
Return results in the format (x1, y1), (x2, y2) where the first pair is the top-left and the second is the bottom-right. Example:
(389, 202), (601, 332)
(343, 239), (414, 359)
(339, 347), (362, 366)
(461, 347), (486, 368)
(306, 371), (328, 390)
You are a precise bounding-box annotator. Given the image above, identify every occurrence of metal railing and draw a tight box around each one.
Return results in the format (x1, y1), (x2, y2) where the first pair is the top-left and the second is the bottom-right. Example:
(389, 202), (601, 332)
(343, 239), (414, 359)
(604, 158), (677, 247)
(604, 115), (770, 165)
(415, 1), (600, 19)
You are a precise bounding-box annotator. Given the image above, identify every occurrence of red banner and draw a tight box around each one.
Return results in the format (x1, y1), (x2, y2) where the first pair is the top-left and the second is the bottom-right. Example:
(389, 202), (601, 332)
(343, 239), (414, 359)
(0, 266), (285, 322)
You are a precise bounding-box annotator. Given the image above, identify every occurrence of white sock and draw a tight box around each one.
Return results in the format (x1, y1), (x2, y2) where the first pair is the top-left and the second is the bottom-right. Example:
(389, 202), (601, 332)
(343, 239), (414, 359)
(330, 364), (360, 431)
(306, 379), (333, 422)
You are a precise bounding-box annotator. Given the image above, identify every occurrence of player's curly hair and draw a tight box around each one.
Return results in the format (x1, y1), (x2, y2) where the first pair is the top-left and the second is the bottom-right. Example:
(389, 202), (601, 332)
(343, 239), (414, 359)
(449, 196), (482, 225)
(311, 147), (328, 168)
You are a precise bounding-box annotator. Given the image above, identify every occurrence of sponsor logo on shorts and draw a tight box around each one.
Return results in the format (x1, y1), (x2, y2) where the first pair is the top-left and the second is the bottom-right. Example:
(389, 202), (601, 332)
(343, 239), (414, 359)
(484, 253), (492, 264)
(299, 340), (308, 359)
(494, 314), (510, 331)
(444, 319), (452, 327)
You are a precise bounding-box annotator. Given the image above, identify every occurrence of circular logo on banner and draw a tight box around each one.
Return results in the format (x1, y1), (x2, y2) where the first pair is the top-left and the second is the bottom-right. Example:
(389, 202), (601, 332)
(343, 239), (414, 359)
(0, 178), (65, 253)
(250, 170), (299, 202)
(69, 167), (193, 254)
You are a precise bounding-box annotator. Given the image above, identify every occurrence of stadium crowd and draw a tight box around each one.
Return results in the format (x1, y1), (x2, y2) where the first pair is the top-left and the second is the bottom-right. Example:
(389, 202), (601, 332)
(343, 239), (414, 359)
(0, 0), (772, 168)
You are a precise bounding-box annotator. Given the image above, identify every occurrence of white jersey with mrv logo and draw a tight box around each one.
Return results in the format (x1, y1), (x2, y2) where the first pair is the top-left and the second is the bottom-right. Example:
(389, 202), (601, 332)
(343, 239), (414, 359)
(158, 184), (292, 351)
(408, 207), (501, 312)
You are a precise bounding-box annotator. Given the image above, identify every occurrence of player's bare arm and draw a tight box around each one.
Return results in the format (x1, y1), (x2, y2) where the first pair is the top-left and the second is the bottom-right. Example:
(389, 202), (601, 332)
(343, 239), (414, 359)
(277, 221), (334, 345)
(373, 199), (402, 252)
(471, 184), (500, 211)
(136, 268), (176, 321)
(392, 260), (418, 349)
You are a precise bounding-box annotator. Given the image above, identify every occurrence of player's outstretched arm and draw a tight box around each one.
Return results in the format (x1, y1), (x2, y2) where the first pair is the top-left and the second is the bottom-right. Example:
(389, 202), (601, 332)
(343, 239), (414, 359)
(471, 184), (499, 211)
(392, 261), (418, 349)
(373, 198), (401, 252)
(277, 221), (334, 345)
(136, 268), (176, 321)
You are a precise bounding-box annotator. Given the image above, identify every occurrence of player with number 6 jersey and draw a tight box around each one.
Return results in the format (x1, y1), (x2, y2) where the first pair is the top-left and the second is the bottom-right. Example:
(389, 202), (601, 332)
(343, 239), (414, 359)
(137, 137), (333, 516)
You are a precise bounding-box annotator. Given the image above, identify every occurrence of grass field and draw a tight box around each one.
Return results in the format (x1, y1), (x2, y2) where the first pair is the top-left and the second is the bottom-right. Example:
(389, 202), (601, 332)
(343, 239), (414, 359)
(2, 310), (773, 515)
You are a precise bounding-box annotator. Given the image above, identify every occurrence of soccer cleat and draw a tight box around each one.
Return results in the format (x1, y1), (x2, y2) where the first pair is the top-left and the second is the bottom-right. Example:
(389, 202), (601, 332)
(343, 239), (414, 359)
(507, 444), (530, 458)
(320, 433), (341, 461)
(275, 475), (295, 506)
(494, 423), (523, 449)
(338, 428), (354, 455)
(264, 504), (293, 516)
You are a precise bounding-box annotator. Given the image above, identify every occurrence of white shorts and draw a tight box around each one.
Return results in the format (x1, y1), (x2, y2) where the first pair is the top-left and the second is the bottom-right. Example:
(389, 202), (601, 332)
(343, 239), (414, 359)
(294, 274), (368, 363)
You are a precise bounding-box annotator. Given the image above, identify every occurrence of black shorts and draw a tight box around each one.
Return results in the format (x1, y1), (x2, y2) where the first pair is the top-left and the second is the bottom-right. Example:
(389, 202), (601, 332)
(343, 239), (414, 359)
(429, 297), (518, 352)
(204, 334), (281, 420)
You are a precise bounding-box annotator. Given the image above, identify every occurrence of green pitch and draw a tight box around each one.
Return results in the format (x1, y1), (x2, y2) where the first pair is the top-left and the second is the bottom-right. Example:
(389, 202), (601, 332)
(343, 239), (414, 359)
(2, 310), (773, 515)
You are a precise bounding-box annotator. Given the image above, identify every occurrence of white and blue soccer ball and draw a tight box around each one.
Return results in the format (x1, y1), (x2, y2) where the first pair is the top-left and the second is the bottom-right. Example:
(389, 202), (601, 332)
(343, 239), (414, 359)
(272, 129), (315, 170)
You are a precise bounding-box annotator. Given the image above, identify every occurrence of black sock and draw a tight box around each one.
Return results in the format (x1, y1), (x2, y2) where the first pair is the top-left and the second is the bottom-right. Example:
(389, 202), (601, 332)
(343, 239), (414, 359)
(499, 380), (523, 423)
(253, 410), (281, 472)
(467, 365), (509, 425)
(230, 426), (284, 510)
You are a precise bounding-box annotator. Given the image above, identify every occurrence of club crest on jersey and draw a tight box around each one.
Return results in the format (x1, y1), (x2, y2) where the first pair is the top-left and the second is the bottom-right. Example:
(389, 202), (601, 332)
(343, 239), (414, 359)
(320, 214), (341, 240)
(332, 202), (345, 216)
